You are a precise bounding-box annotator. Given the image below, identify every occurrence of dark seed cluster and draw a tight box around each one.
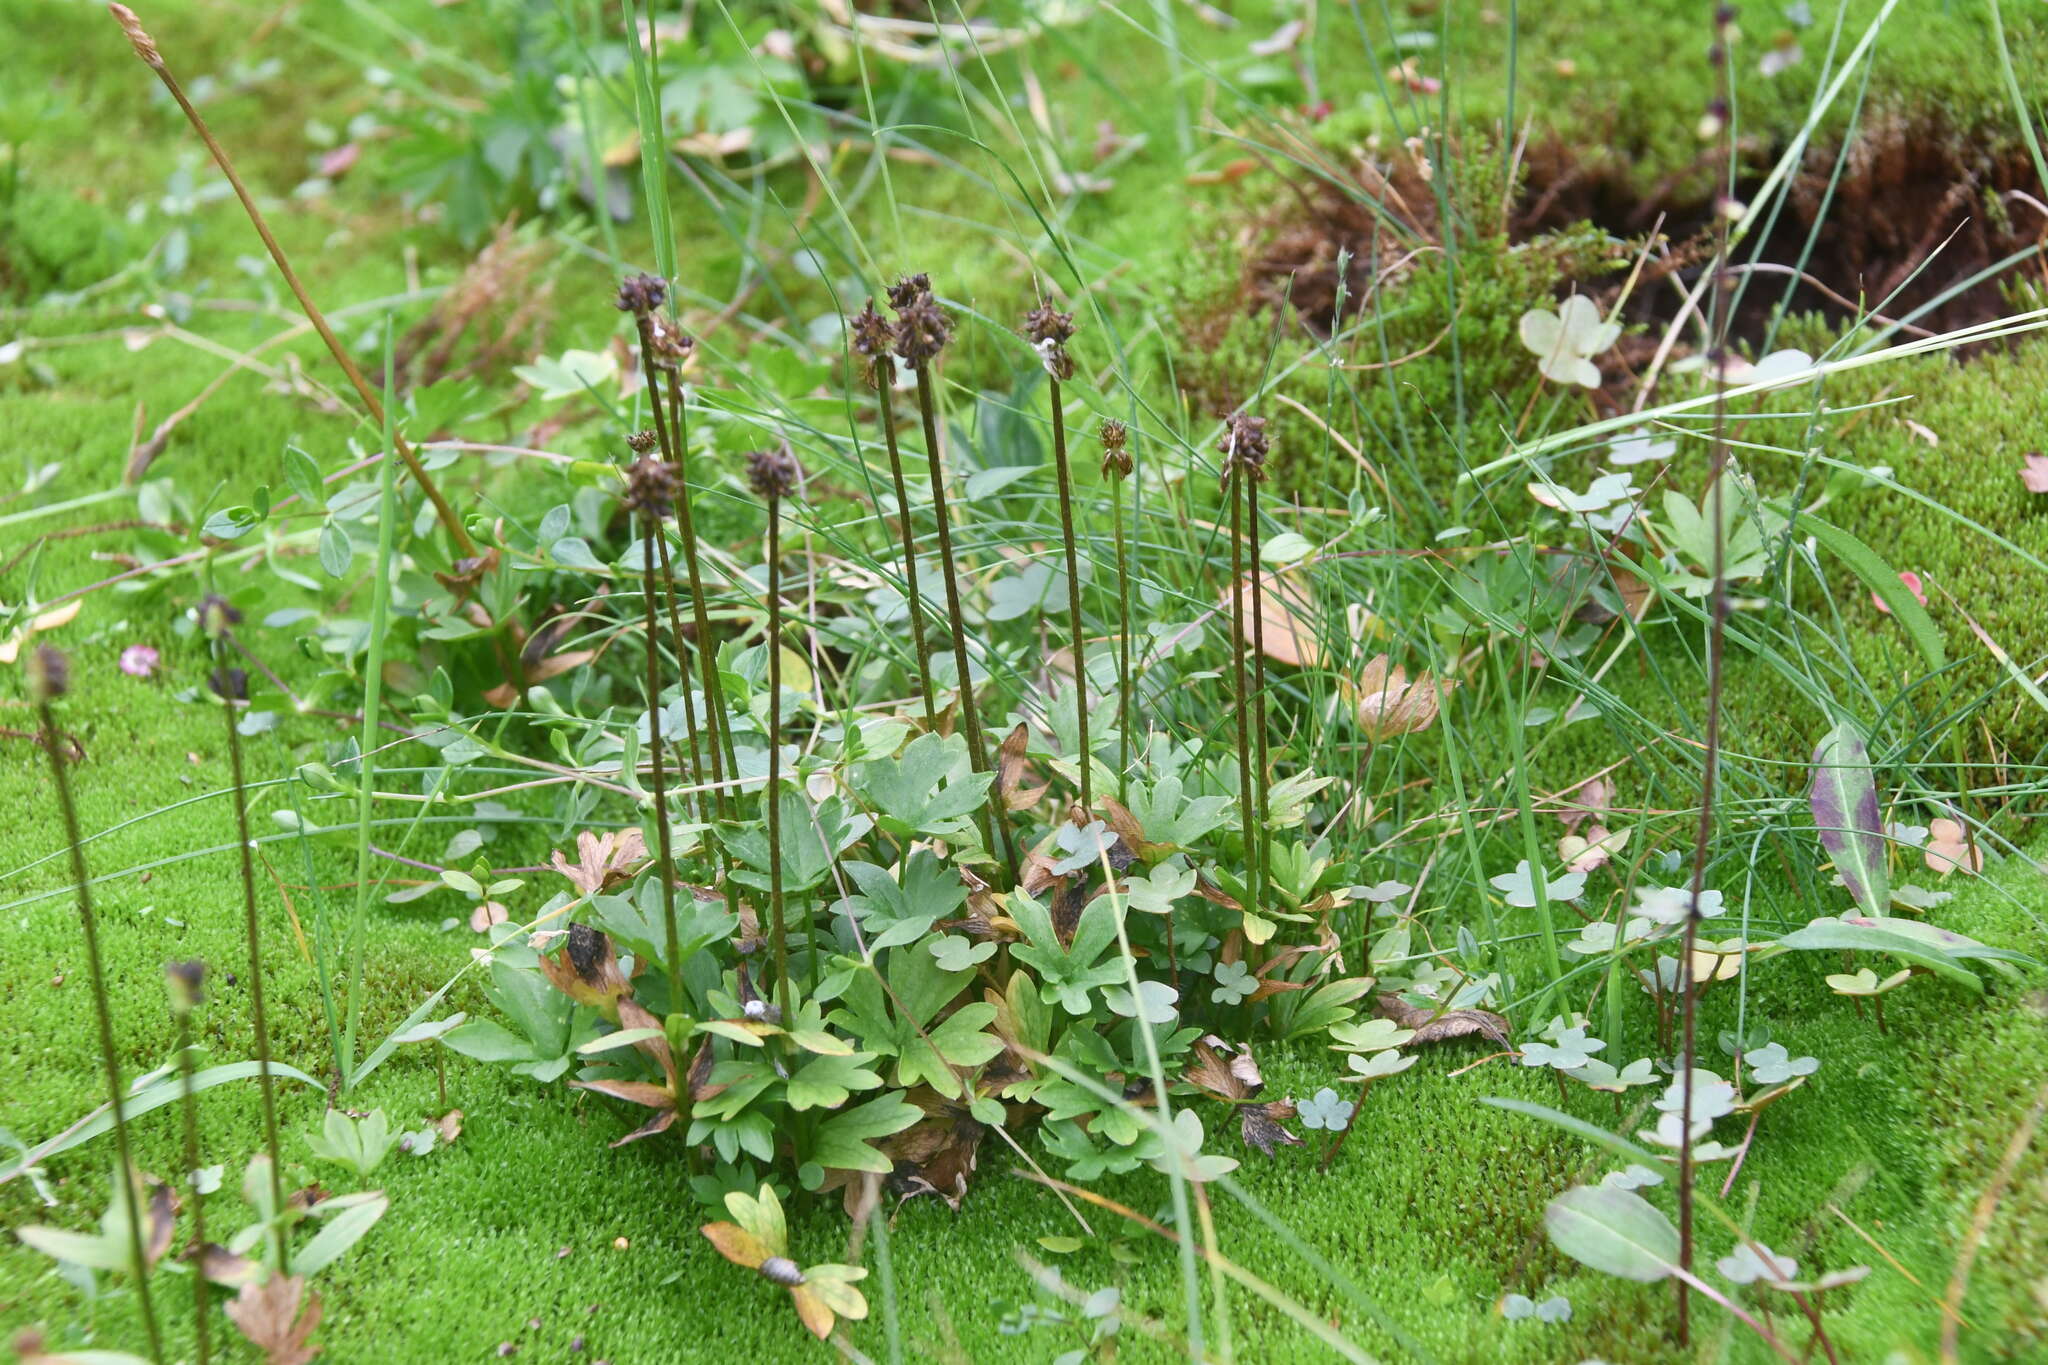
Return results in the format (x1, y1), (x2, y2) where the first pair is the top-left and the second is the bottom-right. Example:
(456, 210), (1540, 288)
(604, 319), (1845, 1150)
(1022, 301), (1077, 381)
(849, 301), (897, 388)
(746, 449), (801, 502)
(1218, 411), (1269, 482)
(614, 272), (667, 317)
(1099, 418), (1132, 479)
(623, 455), (680, 515)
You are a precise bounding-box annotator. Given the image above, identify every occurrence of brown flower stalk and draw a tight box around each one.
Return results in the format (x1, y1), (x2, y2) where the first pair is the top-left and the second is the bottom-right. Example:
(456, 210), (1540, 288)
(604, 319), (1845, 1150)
(1100, 420), (1134, 801)
(624, 453), (685, 1008)
(851, 301), (938, 729)
(202, 599), (287, 1272)
(166, 959), (211, 1365)
(749, 448), (802, 1021)
(1026, 301), (1089, 810)
(1220, 413), (1268, 908)
(106, 4), (475, 559)
(890, 277), (1015, 879)
(29, 646), (166, 1363)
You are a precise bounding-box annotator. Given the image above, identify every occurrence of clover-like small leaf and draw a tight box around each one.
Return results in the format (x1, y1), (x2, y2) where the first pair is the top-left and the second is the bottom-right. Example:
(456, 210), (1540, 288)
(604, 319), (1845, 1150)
(1490, 860), (1586, 908)
(1744, 1042), (1818, 1086)
(1296, 1087), (1354, 1132)
(1210, 959), (1256, 1006)
(1518, 296), (1619, 388)
(1520, 1027), (1605, 1071)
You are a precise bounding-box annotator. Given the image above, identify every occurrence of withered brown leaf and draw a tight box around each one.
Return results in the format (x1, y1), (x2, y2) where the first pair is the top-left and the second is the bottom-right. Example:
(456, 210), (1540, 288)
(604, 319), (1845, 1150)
(996, 723), (1049, 812)
(224, 1273), (322, 1365)
(548, 828), (650, 896)
(1375, 993), (1511, 1047)
(1240, 1101), (1303, 1157)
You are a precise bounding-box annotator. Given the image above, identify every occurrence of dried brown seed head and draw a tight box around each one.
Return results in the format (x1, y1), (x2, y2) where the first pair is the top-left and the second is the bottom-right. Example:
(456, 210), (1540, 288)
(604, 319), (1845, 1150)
(614, 273), (667, 317)
(1219, 411), (1270, 482)
(648, 317), (694, 369)
(108, 4), (162, 68)
(208, 666), (249, 702)
(745, 449), (801, 502)
(166, 959), (207, 1011)
(892, 294), (953, 368)
(1021, 302), (1076, 348)
(1098, 419), (1132, 479)
(849, 301), (897, 388)
(885, 274), (932, 312)
(26, 645), (69, 702)
(626, 430), (660, 456)
(199, 593), (242, 641)
(623, 455), (680, 514)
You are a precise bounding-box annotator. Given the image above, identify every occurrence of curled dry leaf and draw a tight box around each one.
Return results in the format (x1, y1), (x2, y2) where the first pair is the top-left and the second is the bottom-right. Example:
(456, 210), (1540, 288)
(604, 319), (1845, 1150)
(433, 1109), (463, 1145)
(1219, 568), (1323, 668)
(201, 1242), (263, 1288)
(549, 828), (649, 896)
(1348, 655), (1452, 742)
(878, 1091), (986, 1212)
(1923, 818), (1983, 876)
(995, 723), (1048, 812)
(570, 997), (718, 1146)
(1184, 1036), (1302, 1156)
(1376, 994), (1512, 1047)
(224, 1273), (322, 1365)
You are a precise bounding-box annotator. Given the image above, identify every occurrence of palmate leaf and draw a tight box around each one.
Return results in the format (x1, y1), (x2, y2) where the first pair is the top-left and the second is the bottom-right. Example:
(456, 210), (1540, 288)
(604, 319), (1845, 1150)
(723, 1184), (788, 1258)
(1808, 720), (1889, 914)
(806, 1095), (921, 1173)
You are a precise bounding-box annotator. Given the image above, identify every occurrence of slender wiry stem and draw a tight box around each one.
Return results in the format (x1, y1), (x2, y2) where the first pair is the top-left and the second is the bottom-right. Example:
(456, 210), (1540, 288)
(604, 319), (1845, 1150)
(1680, 19), (1739, 1338)
(650, 521), (708, 827)
(914, 364), (1014, 878)
(658, 363), (740, 816)
(1226, 473), (1257, 891)
(874, 359), (939, 730)
(214, 650), (286, 1270)
(108, 5), (474, 558)
(35, 667), (165, 1364)
(767, 496), (792, 1020)
(1244, 468), (1271, 903)
(638, 502), (683, 1008)
(1048, 375), (1090, 810)
(1110, 453), (1133, 802)
(168, 967), (210, 1365)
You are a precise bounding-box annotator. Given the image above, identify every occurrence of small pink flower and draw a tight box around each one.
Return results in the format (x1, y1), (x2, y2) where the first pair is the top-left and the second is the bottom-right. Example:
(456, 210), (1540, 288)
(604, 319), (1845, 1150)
(119, 644), (160, 678)
(1871, 571), (1927, 616)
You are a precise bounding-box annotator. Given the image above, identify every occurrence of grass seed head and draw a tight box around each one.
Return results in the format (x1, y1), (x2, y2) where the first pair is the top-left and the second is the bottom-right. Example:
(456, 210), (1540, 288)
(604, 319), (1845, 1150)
(885, 273), (932, 312)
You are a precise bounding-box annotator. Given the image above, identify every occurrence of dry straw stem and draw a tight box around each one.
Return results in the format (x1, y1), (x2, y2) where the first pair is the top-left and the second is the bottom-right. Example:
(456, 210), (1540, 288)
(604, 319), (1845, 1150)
(106, 4), (476, 559)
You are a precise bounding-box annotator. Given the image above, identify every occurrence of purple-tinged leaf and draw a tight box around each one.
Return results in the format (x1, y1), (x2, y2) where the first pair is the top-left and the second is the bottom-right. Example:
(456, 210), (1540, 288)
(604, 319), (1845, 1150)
(1809, 721), (1888, 914)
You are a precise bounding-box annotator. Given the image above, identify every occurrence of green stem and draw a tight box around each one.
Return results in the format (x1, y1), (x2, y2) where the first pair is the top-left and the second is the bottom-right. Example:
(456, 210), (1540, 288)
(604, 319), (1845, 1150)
(1227, 475), (1257, 901)
(1245, 470), (1271, 906)
(1112, 463), (1132, 802)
